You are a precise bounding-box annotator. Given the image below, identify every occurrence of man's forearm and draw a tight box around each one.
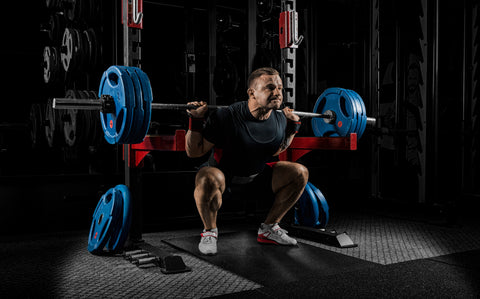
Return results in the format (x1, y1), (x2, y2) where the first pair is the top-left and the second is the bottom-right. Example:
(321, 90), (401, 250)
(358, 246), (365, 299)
(274, 119), (301, 156)
(186, 130), (206, 158)
(274, 133), (296, 156)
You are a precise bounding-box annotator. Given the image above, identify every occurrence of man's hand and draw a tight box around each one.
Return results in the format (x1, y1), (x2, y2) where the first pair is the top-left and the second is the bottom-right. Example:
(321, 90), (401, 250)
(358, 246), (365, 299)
(187, 101), (208, 118)
(282, 107), (300, 122)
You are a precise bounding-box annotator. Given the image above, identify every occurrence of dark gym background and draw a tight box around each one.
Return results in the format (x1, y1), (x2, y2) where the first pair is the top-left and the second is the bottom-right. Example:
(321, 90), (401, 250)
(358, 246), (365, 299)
(1, 0), (480, 298)
(1, 0), (479, 241)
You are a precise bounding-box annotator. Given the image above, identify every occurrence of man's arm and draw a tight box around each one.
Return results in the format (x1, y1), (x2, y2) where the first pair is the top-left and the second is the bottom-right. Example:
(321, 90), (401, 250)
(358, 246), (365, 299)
(273, 107), (301, 156)
(185, 101), (215, 158)
(186, 130), (215, 158)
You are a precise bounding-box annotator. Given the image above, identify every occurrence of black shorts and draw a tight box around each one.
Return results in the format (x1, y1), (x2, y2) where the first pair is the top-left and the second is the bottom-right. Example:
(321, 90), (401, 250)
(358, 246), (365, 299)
(224, 165), (275, 201)
(198, 162), (275, 202)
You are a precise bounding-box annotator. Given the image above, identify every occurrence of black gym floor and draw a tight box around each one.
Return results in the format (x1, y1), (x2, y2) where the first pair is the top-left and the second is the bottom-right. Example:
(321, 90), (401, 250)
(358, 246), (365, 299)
(2, 208), (480, 298)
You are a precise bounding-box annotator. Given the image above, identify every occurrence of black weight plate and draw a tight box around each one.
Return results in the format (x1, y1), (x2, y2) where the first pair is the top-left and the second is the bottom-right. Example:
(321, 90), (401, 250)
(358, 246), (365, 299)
(77, 90), (91, 145)
(43, 46), (53, 84)
(64, 0), (77, 21)
(63, 90), (80, 147)
(90, 90), (102, 146)
(61, 28), (74, 72)
(87, 28), (98, 69)
(45, 97), (64, 148)
(29, 103), (46, 148)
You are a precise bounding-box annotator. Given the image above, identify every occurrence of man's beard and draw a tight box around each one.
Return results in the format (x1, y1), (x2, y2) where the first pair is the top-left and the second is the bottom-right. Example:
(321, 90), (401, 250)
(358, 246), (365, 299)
(268, 97), (282, 109)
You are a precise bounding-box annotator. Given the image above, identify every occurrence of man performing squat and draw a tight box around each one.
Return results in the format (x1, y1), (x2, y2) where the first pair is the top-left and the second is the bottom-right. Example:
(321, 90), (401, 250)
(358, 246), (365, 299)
(185, 67), (308, 255)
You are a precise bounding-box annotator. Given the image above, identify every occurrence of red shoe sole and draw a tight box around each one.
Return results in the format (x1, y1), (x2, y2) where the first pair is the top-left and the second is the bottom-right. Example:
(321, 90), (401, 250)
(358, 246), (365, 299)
(257, 236), (279, 245)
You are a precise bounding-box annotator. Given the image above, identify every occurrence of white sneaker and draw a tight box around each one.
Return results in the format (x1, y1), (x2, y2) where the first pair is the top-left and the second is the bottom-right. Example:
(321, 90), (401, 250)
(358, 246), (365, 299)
(198, 228), (218, 255)
(257, 223), (297, 246)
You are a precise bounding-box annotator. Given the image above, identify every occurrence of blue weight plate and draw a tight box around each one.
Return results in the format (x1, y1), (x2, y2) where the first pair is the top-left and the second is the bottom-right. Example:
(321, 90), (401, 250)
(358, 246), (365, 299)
(98, 66), (135, 144)
(105, 184), (132, 252)
(294, 183), (320, 227)
(295, 186), (310, 226)
(117, 66), (144, 144)
(311, 87), (357, 137)
(350, 89), (368, 139)
(104, 188), (124, 251)
(87, 187), (122, 253)
(114, 66), (137, 144)
(307, 182), (329, 228)
(131, 67), (153, 143)
(344, 89), (362, 136)
(345, 89), (363, 137)
(126, 67), (146, 143)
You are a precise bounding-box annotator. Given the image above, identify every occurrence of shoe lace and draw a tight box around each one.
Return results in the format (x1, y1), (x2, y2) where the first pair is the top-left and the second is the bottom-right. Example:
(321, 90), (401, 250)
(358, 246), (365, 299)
(271, 224), (288, 236)
(201, 231), (217, 243)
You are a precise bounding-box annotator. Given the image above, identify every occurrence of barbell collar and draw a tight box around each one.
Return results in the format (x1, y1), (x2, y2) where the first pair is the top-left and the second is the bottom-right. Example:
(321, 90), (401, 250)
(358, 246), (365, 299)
(366, 117), (376, 127)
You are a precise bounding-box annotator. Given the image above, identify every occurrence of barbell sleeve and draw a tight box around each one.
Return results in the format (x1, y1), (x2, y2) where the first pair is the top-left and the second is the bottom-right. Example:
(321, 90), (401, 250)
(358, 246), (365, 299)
(53, 98), (103, 110)
(53, 97), (334, 119)
(366, 117), (376, 127)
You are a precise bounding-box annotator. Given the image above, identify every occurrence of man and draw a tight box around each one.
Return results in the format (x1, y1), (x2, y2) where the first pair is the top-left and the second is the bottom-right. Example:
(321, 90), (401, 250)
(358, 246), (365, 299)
(185, 67), (308, 255)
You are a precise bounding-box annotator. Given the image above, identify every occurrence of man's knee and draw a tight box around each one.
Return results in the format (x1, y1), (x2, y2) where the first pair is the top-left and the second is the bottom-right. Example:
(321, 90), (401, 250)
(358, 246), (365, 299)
(195, 167), (226, 193)
(273, 161), (309, 188)
(289, 162), (309, 185)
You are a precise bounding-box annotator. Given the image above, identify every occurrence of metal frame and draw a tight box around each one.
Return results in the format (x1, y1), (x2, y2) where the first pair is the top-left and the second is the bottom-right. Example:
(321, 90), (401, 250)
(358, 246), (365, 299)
(417, 0), (429, 203)
(368, 0), (380, 200)
(462, 0), (479, 195)
(430, 0), (440, 204)
(208, 0), (217, 105)
(121, 0), (143, 241)
(280, 0), (297, 108)
(247, 0), (257, 75)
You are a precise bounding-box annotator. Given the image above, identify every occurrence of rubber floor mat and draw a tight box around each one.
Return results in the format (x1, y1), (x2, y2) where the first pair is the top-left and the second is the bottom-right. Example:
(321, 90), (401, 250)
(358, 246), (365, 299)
(163, 230), (376, 287)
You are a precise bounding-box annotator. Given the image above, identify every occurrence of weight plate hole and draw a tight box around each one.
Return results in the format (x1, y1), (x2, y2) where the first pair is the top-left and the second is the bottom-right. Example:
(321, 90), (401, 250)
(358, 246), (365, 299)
(105, 193), (112, 203)
(108, 73), (119, 86)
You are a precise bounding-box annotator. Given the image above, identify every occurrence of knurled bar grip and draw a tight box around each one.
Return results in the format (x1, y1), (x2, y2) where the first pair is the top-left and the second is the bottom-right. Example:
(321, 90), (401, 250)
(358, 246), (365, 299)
(52, 97), (333, 119)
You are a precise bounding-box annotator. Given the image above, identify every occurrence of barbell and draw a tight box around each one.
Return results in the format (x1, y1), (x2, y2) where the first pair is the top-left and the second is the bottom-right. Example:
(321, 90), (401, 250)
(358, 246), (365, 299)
(53, 65), (376, 144)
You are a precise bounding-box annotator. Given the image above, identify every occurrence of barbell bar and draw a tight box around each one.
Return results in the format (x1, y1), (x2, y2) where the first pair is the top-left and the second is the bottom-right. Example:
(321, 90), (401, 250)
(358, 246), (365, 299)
(52, 97), (337, 119)
(52, 65), (376, 144)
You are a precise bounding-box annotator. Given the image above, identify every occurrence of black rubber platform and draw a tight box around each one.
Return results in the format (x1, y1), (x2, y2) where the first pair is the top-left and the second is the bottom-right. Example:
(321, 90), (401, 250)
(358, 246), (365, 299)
(163, 230), (376, 287)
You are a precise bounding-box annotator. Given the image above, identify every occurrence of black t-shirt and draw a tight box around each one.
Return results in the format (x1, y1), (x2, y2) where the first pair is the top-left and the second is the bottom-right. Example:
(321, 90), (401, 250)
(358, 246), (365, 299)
(203, 101), (287, 177)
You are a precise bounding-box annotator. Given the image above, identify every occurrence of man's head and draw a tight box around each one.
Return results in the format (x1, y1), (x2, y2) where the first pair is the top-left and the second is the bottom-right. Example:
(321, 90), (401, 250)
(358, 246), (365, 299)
(247, 67), (283, 110)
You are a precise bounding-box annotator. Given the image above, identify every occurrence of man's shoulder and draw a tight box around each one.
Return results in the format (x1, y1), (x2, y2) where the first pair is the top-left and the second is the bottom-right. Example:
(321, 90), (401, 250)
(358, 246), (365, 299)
(213, 101), (246, 119)
(228, 101), (247, 111)
(208, 102), (237, 123)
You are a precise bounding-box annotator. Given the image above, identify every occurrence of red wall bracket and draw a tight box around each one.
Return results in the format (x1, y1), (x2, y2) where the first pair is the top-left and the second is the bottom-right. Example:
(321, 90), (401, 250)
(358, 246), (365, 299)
(125, 131), (356, 167)
(278, 133), (357, 162)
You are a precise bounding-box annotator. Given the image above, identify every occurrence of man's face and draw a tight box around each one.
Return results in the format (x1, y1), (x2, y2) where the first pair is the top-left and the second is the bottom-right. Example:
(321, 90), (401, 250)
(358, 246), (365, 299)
(249, 74), (283, 110)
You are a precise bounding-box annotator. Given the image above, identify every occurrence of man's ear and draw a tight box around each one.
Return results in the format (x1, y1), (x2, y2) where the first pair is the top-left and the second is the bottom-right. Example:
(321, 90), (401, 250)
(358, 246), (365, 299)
(247, 88), (255, 97)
